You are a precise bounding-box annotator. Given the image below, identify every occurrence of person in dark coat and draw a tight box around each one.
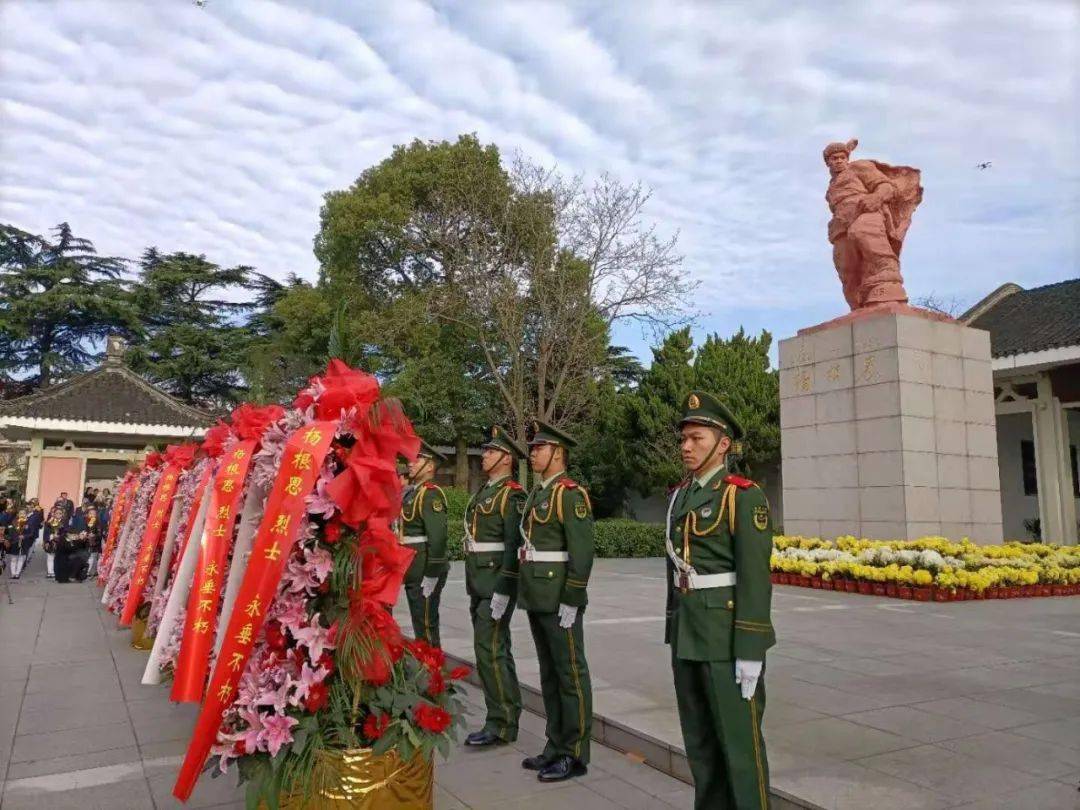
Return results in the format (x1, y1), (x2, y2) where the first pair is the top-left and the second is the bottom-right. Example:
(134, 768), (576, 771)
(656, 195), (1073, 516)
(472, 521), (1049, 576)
(0, 498), (16, 571)
(7, 499), (42, 579)
(83, 502), (105, 578)
(55, 492), (75, 520)
(42, 502), (70, 579)
(57, 503), (98, 583)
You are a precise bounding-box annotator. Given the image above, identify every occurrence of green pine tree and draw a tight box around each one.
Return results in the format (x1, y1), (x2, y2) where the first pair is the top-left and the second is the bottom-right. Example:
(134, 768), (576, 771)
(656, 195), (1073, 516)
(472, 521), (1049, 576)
(692, 328), (780, 478)
(0, 222), (137, 388)
(126, 249), (258, 408)
(623, 328), (696, 494)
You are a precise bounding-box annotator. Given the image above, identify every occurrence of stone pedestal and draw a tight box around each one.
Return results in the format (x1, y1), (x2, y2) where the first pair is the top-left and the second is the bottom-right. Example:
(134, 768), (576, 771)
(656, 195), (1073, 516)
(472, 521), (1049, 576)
(778, 312), (1004, 542)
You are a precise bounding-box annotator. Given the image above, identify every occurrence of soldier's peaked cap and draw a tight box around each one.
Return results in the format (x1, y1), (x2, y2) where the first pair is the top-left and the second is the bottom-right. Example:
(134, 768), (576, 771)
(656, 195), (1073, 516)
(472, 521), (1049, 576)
(482, 426), (527, 459)
(527, 420), (577, 449)
(417, 438), (448, 464)
(679, 391), (744, 440)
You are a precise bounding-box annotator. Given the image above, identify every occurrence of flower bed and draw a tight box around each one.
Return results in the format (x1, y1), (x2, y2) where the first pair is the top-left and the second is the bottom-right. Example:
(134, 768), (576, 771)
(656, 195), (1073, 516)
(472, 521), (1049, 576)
(771, 536), (1080, 600)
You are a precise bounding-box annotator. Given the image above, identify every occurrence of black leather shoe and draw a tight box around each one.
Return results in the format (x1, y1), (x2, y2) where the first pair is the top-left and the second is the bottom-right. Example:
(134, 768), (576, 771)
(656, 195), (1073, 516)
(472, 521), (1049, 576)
(537, 755), (587, 782)
(521, 753), (552, 771)
(465, 730), (504, 747)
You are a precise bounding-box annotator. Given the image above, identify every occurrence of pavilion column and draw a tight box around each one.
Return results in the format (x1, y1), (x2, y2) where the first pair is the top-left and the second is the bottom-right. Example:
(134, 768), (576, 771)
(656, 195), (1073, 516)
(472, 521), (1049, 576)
(1033, 373), (1076, 545)
(24, 436), (43, 500)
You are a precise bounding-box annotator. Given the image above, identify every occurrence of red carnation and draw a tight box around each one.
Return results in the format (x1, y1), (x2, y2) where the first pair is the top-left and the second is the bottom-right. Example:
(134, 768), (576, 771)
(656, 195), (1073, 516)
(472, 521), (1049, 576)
(323, 520), (342, 545)
(264, 621), (287, 651)
(412, 702), (451, 734)
(448, 665), (471, 681)
(305, 683), (329, 713)
(362, 712), (391, 740)
(144, 451), (164, 469)
(427, 669), (446, 696)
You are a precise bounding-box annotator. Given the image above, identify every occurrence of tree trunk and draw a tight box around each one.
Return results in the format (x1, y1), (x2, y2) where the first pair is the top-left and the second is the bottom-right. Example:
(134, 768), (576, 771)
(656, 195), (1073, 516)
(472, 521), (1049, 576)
(454, 434), (470, 490)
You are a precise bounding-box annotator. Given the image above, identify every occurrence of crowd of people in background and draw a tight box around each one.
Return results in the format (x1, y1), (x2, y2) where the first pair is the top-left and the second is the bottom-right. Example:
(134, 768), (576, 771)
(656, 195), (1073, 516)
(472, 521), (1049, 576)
(1, 486), (112, 583)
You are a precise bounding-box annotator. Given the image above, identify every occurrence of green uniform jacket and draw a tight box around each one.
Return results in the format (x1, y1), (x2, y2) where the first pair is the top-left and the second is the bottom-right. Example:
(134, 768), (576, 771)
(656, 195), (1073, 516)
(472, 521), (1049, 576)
(665, 474), (775, 662)
(400, 482), (449, 585)
(463, 476), (527, 599)
(496, 476), (594, 614)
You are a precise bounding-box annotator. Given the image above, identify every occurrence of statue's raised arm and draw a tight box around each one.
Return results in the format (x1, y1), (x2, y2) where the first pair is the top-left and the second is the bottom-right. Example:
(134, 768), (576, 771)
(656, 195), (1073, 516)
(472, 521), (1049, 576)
(824, 139), (923, 310)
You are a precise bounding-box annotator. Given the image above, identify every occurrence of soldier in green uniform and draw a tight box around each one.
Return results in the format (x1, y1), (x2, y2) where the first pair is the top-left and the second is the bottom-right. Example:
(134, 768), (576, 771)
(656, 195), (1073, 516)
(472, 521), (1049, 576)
(462, 426), (528, 748)
(495, 420), (593, 783)
(400, 440), (450, 647)
(666, 391), (774, 810)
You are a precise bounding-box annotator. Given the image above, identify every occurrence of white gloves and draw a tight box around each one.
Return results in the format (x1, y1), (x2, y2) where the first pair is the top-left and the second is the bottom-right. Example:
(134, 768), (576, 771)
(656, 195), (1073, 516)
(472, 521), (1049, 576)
(557, 603), (579, 629)
(490, 593), (510, 621)
(420, 576), (438, 598)
(735, 659), (762, 700)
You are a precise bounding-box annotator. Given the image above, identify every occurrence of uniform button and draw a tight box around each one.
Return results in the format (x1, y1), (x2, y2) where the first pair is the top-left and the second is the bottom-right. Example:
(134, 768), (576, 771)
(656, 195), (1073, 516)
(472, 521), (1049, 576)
(547, 571), (553, 578)
(727, 600), (734, 609)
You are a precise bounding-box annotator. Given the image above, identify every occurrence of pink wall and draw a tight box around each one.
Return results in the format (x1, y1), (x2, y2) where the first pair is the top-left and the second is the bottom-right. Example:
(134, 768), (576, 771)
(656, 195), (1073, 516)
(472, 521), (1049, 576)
(37, 456), (83, 508)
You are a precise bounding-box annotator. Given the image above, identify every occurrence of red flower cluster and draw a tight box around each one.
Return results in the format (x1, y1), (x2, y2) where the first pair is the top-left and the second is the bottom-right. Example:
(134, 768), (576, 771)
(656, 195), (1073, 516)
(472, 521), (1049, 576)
(412, 703), (451, 734)
(201, 421), (233, 458)
(362, 712), (391, 740)
(449, 665), (471, 681)
(297, 359), (381, 421)
(406, 638), (445, 671)
(165, 443), (198, 468)
(230, 403), (286, 441)
(144, 451), (164, 469)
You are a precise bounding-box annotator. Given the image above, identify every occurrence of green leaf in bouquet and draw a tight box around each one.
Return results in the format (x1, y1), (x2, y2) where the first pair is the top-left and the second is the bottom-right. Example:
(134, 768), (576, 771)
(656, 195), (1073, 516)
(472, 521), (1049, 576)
(398, 734), (415, 763)
(372, 733), (395, 757)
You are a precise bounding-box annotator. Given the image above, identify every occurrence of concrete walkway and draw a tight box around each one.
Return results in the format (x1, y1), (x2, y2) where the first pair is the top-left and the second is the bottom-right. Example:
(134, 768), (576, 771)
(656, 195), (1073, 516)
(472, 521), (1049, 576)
(0, 551), (693, 810)
(410, 558), (1080, 810)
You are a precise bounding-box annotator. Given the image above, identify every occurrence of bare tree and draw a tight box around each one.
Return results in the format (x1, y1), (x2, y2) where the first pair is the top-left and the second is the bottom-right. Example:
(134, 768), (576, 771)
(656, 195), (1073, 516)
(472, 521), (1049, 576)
(914, 292), (966, 318)
(437, 156), (694, 442)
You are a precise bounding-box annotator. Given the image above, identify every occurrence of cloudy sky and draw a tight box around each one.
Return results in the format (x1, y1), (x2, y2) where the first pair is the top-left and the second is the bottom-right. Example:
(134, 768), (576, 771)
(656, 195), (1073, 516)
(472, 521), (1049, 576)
(1, 0), (1077, 361)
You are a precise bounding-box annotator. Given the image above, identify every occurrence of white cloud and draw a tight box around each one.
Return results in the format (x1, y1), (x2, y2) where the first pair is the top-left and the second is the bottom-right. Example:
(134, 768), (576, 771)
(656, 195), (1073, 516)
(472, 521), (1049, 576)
(0, 0), (1076, 353)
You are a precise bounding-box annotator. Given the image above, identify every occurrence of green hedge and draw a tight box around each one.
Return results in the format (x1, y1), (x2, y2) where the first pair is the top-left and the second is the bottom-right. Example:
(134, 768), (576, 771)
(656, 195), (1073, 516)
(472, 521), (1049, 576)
(439, 487), (664, 561)
(594, 519), (666, 558)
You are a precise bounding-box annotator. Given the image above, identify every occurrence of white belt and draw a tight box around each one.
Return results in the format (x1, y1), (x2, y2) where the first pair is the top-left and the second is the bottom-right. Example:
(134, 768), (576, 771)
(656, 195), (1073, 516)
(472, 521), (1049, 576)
(401, 535), (428, 545)
(468, 542), (505, 553)
(673, 570), (737, 590)
(522, 549), (569, 563)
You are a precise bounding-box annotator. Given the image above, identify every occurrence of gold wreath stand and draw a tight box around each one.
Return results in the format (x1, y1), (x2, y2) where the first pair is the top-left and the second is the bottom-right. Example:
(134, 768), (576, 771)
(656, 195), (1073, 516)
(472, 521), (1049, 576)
(130, 616), (154, 650)
(270, 748), (433, 809)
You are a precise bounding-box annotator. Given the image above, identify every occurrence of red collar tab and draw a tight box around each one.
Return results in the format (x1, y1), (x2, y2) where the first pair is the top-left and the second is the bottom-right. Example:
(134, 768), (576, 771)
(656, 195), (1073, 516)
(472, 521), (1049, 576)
(723, 474), (755, 489)
(505, 480), (523, 490)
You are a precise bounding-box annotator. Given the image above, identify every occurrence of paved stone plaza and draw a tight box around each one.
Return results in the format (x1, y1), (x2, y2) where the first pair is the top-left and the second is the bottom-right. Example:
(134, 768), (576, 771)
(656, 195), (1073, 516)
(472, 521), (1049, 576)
(416, 558), (1080, 810)
(0, 554), (693, 810)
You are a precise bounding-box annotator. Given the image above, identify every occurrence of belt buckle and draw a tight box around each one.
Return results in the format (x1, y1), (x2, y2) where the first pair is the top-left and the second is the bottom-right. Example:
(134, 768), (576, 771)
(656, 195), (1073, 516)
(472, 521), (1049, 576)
(678, 571), (690, 592)
(518, 546), (528, 563)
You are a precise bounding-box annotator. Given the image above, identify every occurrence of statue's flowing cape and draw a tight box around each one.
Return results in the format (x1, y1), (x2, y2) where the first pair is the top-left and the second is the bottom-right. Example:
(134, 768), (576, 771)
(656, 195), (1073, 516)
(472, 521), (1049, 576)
(862, 159), (922, 255)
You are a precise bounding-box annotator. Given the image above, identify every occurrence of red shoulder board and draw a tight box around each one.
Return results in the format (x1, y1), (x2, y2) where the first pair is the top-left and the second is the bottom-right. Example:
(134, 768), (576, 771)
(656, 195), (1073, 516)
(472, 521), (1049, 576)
(667, 480), (688, 495)
(423, 481), (439, 490)
(558, 477), (578, 489)
(723, 474), (755, 489)
(505, 480), (523, 491)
